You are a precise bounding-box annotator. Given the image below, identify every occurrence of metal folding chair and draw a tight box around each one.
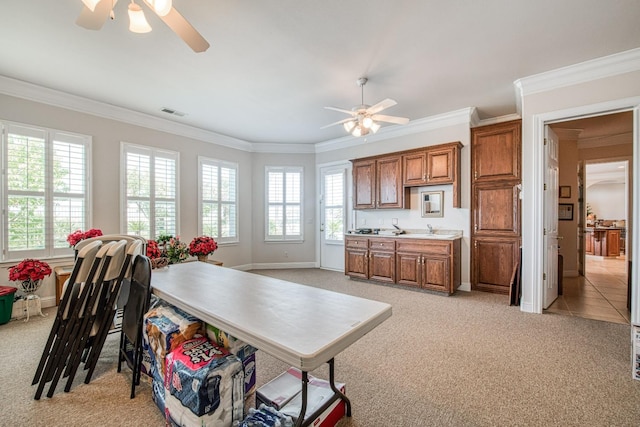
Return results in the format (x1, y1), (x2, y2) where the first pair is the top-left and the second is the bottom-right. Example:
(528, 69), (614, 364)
(117, 254), (152, 398)
(32, 240), (103, 388)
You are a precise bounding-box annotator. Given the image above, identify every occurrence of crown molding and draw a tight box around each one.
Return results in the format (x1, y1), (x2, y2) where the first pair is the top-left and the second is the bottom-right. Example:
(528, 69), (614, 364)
(473, 113), (522, 128)
(251, 142), (316, 154)
(578, 131), (633, 149)
(315, 107), (476, 153)
(0, 75), (254, 152)
(514, 47), (640, 106)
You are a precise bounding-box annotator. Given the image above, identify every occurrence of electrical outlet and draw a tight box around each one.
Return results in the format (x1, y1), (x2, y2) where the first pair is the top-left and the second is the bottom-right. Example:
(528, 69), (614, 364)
(392, 218), (398, 225)
(361, 219), (366, 225)
(284, 251), (288, 258)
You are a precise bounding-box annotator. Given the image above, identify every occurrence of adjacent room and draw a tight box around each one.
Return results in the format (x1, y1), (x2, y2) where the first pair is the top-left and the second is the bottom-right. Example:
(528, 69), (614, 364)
(1, 1), (640, 426)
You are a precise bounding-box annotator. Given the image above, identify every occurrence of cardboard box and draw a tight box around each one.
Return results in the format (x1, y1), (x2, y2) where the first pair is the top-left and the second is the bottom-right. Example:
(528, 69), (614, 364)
(257, 367), (346, 427)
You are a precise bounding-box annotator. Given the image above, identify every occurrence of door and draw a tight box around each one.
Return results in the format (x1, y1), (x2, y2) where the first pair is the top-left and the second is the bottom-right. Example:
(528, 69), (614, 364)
(577, 161), (585, 276)
(543, 126), (559, 309)
(320, 165), (348, 271)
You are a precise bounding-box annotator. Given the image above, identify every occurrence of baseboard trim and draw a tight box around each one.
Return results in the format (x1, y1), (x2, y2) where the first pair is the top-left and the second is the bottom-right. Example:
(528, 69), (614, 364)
(244, 262), (318, 270)
(11, 295), (55, 319)
(563, 270), (579, 277)
(458, 282), (471, 292)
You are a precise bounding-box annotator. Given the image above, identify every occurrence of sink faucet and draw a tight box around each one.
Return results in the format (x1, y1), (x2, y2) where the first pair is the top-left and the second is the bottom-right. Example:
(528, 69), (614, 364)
(427, 224), (433, 234)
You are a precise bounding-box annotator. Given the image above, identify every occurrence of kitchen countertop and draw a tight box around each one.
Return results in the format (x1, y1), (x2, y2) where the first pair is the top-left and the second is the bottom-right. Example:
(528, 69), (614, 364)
(346, 230), (463, 240)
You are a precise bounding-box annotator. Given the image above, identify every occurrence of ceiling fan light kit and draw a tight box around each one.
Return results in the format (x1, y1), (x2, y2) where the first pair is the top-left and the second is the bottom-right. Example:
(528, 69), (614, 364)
(323, 77), (409, 137)
(76, 0), (209, 52)
(128, 2), (152, 33)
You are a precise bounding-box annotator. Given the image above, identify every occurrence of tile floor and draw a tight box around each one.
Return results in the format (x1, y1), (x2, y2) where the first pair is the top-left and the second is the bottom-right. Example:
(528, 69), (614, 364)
(546, 255), (630, 324)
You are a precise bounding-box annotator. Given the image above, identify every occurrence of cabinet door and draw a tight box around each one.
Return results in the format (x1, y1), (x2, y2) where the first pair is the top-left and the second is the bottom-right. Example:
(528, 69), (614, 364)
(376, 155), (403, 209)
(426, 148), (453, 184)
(369, 250), (395, 283)
(403, 151), (427, 186)
(352, 159), (376, 209)
(422, 256), (450, 293)
(607, 230), (620, 256)
(396, 252), (421, 287)
(345, 248), (369, 279)
(473, 182), (520, 237)
(472, 238), (520, 294)
(585, 231), (594, 255)
(472, 120), (521, 183)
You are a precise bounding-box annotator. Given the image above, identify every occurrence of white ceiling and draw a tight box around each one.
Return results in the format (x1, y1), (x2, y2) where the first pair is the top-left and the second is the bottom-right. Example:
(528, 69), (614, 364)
(1, 0), (640, 145)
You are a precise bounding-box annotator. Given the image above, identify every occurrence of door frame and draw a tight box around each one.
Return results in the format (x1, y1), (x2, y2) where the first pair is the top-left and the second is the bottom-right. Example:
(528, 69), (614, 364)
(530, 98), (640, 324)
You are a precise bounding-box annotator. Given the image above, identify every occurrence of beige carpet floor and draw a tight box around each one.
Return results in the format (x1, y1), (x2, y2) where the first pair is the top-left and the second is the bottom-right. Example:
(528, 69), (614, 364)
(2, 268), (640, 426)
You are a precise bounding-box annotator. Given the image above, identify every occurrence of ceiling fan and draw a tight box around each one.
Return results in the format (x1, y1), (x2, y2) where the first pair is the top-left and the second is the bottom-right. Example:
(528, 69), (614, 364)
(322, 77), (409, 137)
(76, 0), (210, 53)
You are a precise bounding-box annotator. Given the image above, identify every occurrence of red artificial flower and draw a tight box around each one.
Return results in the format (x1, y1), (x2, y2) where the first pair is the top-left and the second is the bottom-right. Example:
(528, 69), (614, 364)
(188, 236), (218, 256)
(67, 228), (103, 246)
(146, 240), (162, 259)
(7, 258), (52, 282)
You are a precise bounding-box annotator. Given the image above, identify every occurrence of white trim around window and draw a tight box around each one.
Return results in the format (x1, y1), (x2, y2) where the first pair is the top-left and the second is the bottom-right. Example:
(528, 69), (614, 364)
(198, 156), (239, 244)
(265, 166), (304, 242)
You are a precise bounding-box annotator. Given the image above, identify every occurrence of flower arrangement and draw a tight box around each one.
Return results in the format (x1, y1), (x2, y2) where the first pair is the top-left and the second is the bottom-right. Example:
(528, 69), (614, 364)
(165, 236), (189, 264)
(8, 259), (52, 282)
(146, 240), (162, 259)
(67, 228), (103, 247)
(188, 236), (218, 257)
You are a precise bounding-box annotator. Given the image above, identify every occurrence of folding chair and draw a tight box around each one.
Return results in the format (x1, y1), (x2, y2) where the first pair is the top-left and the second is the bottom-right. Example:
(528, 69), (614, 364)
(35, 242), (115, 400)
(32, 240), (103, 398)
(59, 240), (128, 393)
(117, 254), (152, 398)
(81, 240), (144, 385)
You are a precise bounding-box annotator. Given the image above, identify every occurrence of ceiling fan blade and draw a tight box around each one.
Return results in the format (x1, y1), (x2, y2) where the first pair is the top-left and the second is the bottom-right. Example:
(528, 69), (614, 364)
(367, 98), (397, 115)
(371, 114), (410, 125)
(76, 0), (112, 30)
(324, 106), (356, 115)
(320, 117), (355, 129)
(148, 4), (210, 52)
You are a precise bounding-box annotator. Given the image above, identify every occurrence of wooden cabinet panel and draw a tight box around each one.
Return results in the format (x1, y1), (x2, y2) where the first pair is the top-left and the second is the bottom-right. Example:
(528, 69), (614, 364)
(426, 148), (454, 183)
(472, 120), (521, 183)
(369, 250), (395, 283)
(472, 238), (520, 294)
(607, 229), (621, 256)
(403, 151), (427, 186)
(352, 159), (376, 209)
(473, 182), (520, 236)
(422, 256), (450, 292)
(345, 247), (368, 279)
(376, 155), (403, 209)
(396, 252), (422, 287)
(585, 230), (594, 255)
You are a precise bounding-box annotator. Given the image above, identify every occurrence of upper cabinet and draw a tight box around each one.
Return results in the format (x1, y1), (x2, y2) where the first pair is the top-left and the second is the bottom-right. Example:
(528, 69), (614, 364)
(353, 142), (463, 210)
(471, 120), (520, 183)
(352, 155), (404, 209)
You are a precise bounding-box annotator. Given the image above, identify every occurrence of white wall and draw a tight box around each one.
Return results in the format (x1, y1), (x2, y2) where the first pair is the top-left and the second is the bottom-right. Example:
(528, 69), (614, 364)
(519, 66), (640, 317)
(587, 183), (626, 220)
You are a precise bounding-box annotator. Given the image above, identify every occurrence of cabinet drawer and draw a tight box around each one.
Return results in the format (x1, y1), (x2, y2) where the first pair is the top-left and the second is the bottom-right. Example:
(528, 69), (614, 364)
(368, 238), (395, 251)
(345, 237), (368, 249)
(396, 239), (451, 255)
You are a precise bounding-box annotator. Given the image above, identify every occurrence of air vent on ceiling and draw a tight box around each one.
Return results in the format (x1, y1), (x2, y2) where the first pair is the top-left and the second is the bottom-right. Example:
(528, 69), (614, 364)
(161, 107), (186, 117)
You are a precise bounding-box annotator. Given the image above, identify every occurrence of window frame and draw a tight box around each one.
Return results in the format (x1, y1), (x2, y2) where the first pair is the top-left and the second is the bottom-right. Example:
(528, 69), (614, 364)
(1, 121), (92, 261)
(198, 156), (239, 244)
(321, 167), (347, 244)
(120, 142), (180, 240)
(265, 166), (304, 242)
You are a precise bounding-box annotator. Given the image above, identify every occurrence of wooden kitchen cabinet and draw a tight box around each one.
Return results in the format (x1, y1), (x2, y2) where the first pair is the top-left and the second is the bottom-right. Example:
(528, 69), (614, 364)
(403, 151), (427, 186)
(471, 120), (521, 294)
(345, 235), (461, 294)
(585, 228), (621, 257)
(471, 120), (521, 183)
(471, 237), (520, 294)
(352, 155), (404, 209)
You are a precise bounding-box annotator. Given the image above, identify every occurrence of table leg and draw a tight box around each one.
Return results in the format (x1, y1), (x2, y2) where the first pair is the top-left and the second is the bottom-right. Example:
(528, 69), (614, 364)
(296, 358), (352, 427)
(23, 294), (47, 322)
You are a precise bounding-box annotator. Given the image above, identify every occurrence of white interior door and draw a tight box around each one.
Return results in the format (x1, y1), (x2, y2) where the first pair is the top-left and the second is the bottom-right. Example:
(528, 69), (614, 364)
(544, 126), (559, 309)
(319, 165), (348, 271)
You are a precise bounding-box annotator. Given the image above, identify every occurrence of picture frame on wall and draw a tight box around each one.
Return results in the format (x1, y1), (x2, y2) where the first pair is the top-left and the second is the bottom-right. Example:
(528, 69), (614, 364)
(559, 203), (574, 221)
(559, 186), (571, 198)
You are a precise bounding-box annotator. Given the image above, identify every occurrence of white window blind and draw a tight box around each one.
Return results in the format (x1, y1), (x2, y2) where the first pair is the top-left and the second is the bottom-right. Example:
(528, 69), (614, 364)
(2, 122), (91, 260)
(199, 157), (238, 243)
(266, 166), (303, 241)
(323, 170), (345, 241)
(122, 143), (178, 240)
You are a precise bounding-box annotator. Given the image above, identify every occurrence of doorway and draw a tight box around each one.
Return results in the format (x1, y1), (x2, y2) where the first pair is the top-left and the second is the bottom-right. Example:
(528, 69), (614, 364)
(545, 112), (633, 324)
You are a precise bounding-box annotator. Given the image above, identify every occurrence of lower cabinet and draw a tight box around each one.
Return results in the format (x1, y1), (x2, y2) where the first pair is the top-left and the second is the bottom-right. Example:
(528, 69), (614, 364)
(471, 237), (520, 294)
(346, 235), (461, 294)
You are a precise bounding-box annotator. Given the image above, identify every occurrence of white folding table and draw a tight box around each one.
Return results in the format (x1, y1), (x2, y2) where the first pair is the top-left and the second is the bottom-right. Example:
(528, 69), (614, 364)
(151, 262), (392, 426)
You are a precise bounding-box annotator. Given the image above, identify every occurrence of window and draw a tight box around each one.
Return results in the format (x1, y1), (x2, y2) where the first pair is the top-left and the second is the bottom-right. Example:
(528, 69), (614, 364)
(322, 169), (345, 242)
(122, 143), (178, 240)
(2, 122), (91, 260)
(266, 166), (303, 241)
(199, 157), (238, 243)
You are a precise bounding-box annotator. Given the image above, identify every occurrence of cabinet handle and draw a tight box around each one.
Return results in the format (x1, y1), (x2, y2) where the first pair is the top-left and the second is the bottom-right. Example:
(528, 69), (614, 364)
(422, 174), (426, 181)
(474, 224), (478, 232)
